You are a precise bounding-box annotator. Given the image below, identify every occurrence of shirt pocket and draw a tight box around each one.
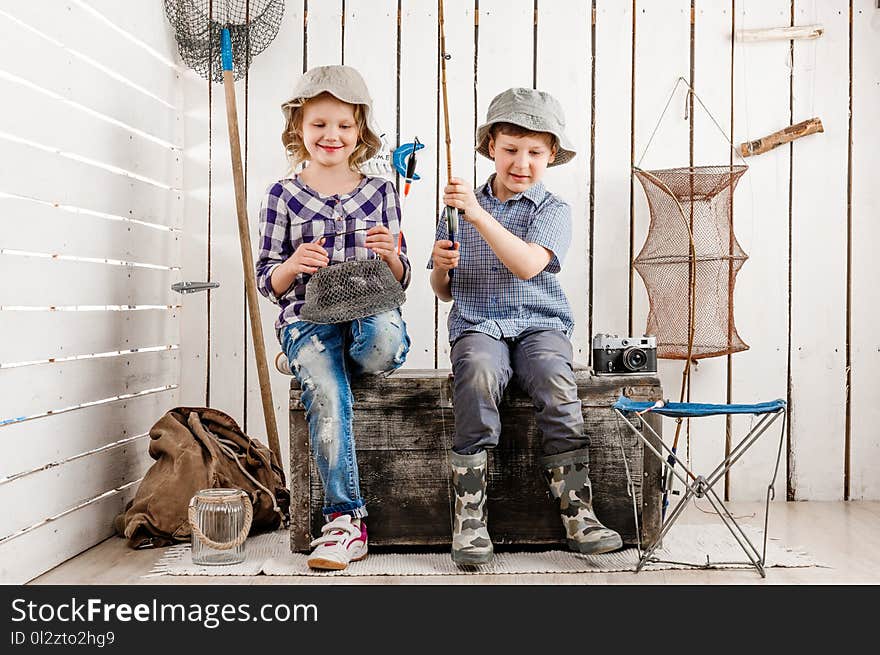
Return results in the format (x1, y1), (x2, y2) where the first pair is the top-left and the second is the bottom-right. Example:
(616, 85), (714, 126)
(347, 215), (380, 260)
(288, 212), (328, 243)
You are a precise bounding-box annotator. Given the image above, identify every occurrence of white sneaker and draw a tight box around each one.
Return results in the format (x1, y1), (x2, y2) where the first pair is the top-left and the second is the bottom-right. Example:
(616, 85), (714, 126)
(275, 351), (292, 375)
(307, 514), (368, 570)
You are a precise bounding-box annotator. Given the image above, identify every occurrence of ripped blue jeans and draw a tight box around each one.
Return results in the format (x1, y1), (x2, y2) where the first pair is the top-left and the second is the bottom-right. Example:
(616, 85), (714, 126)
(281, 309), (410, 520)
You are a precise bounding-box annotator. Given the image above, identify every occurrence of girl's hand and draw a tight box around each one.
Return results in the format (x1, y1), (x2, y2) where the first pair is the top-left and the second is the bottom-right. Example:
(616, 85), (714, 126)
(431, 240), (459, 272)
(366, 225), (396, 261)
(443, 177), (483, 223)
(288, 238), (328, 275)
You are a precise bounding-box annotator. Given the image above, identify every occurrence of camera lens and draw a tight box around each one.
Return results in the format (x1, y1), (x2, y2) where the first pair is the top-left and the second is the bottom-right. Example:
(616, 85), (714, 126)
(623, 346), (647, 371)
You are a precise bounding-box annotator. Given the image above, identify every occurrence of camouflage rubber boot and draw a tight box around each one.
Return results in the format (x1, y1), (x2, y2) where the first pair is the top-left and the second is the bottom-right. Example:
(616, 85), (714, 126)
(450, 450), (494, 565)
(542, 448), (623, 555)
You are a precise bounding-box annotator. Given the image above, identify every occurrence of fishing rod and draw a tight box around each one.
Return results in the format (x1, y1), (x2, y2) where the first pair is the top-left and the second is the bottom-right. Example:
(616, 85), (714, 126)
(438, 0), (459, 277)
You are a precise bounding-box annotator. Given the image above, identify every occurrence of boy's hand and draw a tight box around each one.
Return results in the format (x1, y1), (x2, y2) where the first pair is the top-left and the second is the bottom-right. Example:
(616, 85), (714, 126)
(432, 240), (460, 272)
(288, 238), (328, 275)
(366, 225), (397, 261)
(444, 177), (484, 224)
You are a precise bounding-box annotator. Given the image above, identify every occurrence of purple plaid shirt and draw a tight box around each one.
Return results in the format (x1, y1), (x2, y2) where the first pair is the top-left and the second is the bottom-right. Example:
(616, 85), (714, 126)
(256, 175), (411, 333)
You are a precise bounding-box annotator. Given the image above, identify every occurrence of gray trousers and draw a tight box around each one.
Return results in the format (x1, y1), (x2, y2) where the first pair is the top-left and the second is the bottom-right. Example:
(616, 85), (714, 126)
(449, 328), (590, 457)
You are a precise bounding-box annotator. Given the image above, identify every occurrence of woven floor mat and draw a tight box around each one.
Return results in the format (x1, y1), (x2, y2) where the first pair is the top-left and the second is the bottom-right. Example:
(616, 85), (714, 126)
(147, 523), (822, 577)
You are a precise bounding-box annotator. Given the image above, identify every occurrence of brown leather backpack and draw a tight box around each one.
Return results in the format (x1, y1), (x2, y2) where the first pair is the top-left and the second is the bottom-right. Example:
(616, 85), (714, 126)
(114, 407), (290, 549)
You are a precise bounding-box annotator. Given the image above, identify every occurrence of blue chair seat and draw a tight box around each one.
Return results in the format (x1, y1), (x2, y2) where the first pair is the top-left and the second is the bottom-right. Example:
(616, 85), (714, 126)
(613, 396), (785, 418)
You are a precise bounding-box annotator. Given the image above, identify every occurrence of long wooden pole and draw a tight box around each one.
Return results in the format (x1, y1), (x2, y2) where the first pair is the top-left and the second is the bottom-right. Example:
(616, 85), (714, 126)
(438, 0), (459, 269)
(222, 68), (282, 465)
(438, 0), (453, 181)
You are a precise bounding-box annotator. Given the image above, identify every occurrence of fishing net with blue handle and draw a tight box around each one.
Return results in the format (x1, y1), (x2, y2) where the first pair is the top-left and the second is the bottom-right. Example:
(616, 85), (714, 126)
(164, 0), (284, 82)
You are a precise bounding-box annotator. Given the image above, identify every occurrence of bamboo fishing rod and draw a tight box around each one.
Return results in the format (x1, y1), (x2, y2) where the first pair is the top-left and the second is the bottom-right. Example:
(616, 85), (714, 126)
(438, 0), (459, 272)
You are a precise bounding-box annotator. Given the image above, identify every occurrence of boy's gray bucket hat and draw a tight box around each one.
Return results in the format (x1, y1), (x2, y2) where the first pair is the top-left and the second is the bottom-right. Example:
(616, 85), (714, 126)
(281, 65), (382, 161)
(475, 87), (576, 166)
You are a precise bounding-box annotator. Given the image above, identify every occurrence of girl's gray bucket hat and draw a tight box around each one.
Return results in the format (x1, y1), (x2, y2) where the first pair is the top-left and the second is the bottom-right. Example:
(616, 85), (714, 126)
(475, 87), (576, 166)
(281, 65), (382, 161)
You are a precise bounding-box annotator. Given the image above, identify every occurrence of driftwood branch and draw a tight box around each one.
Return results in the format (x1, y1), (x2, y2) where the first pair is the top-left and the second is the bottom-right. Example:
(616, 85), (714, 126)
(739, 117), (824, 158)
(735, 24), (824, 42)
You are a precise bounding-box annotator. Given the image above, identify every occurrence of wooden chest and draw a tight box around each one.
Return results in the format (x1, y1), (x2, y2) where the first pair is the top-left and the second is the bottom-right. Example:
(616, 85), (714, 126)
(289, 369), (663, 552)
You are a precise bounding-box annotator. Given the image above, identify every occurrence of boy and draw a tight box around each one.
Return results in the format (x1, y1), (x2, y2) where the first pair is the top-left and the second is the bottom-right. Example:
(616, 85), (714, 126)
(429, 87), (622, 564)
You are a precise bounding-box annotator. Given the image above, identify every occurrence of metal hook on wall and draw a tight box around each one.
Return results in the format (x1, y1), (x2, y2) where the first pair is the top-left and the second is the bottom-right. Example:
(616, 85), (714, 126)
(171, 281), (220, 294)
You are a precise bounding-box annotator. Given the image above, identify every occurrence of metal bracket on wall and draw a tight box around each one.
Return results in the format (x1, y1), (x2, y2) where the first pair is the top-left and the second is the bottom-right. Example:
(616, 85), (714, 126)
(171, 281), (220, 294)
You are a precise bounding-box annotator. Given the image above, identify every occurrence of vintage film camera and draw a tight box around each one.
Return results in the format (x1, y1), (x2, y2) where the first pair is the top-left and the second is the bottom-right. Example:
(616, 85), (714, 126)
(592, 334), (658, 375)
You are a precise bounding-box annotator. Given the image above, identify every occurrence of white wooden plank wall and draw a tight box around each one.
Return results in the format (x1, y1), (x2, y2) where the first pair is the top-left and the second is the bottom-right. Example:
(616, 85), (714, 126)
(687, 1), (733, 498)
(178, 64), (210, 410)
(537, 0), (591, 362)
(789, 0), (848, 500)
(592, 0), (633, 344)
(399, 0), (439, 367)
(850, 0), (880, 499)
(435, 0), (473, 363)
(242, 0), (305, 488)
(631, 0), (692, 498)
(192, 0), (879, 505)
(0, 0), (183, 583)
(207, 6), (247, 421)
(4, 0), (879, 582)
(730, 0), (792, 500)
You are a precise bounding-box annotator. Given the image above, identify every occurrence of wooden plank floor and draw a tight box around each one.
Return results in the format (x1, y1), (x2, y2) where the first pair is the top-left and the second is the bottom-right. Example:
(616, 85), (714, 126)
(30, 501), (880, 585)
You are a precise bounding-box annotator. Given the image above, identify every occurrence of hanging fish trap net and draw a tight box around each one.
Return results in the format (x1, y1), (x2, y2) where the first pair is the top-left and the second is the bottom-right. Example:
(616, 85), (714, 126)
(633, 165), (749, 360)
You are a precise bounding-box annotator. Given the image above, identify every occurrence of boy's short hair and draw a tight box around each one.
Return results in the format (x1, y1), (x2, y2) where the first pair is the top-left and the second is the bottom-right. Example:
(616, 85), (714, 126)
(489, 122), (558, 151)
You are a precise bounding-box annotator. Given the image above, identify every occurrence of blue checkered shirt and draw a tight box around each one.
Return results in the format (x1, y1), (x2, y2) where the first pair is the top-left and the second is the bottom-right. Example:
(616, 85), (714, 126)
(428, 175), (574, 343)
(256, 175), (411, 332)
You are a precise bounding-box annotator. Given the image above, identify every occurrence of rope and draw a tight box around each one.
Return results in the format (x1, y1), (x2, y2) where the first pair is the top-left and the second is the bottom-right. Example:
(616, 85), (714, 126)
(214, 435), (284, 520)
(186, 411), (286, 524)
(636, 76), (748, 169)
(188, 492), (254, 550)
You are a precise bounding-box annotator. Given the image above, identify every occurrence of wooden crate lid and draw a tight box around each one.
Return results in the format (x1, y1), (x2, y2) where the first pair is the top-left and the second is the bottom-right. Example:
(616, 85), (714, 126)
(288, 367), (661, 409)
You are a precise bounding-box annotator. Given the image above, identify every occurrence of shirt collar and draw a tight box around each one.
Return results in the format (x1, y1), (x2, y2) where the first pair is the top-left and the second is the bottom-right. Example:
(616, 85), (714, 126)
(288, 174), (369, 200)
(481, 174), (545, 207)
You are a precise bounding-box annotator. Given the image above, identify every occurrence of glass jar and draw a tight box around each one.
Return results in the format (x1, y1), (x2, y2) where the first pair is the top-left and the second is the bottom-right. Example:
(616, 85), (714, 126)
(188, 488), (252, 566)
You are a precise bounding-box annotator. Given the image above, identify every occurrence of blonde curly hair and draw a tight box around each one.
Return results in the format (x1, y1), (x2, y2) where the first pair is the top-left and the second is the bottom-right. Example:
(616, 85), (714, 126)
(281, 92), (381, 172)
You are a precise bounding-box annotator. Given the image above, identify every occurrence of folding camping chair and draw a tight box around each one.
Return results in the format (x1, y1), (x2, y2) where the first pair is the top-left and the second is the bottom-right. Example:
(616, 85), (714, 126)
(613, 396), (787, 578)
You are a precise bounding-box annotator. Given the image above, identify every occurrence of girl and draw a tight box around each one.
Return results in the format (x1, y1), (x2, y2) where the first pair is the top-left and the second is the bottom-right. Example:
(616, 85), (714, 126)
(256, 65), (411, 570)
